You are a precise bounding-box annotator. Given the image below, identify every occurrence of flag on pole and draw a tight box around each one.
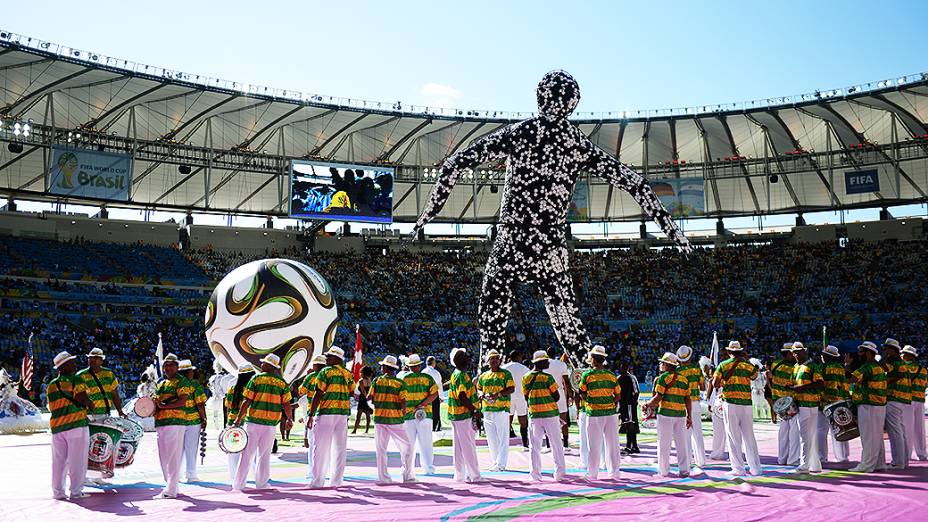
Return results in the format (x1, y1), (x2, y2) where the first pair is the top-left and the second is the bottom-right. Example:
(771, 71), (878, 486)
(21, 333), (34, 391)
(822, 325), (828, 349)
(352, 324), (363, 382)
(710, 331), (720, 366)
(155, 332), (164, 380)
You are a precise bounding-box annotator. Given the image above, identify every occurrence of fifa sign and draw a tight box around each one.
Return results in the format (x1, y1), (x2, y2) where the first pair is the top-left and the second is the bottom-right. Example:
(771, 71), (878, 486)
(844, 169), (879, 195)
(48, 146), (133, 201)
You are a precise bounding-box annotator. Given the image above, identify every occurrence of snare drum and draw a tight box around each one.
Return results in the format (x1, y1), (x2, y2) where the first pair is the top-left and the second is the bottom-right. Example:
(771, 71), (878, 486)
(773, 397), (798, 420)
(88, 423), (123, 478)
(102, 417), (144, 468)
(133, 397), (156, 418)
(218, 426), (248, 454)
(823, 400), (859, 441)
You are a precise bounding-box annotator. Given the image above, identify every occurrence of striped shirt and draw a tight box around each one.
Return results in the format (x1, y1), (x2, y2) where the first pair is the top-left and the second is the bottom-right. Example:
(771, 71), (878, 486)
(477, 369), (515, 413)
(769, 359), (795, 400)
(371, 375), (407, 425)
(714, 357), (757, 406)
(886, 359), (912, 404)
(314, 365), (355, 416)
(404, 371), (438, 420)
(183, 382), (208, 425)
(910, 364), (927, 403)
(298, 371), (319, 401)
(448, 370), (476, 421)
(579, 369), (620, 417)
(155, 376), (193, 427)
(523, 371), (560, 419)
(820, 361), (850, 406)
(75, 367), (119, 416)
(676, 362), (703, 400)
(851, 362), (887, 406)
(792, 361), (823, 408)
(47, 374), (89, 434)
(224, 388), (240, 426)
(243, 372), (291, 425)
(654, 371), (688, 417)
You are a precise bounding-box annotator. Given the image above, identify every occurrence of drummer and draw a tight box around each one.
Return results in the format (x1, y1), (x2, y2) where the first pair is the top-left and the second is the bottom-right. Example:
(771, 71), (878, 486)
(847, 341), (887, 473)
(153, 353), (192, 499)
(767, 343), (799, 466)
(75, 348), (125, 422)
(298, 354), (327, 481)
(902, 346), (927, 461)
(712, 340), (763, 477)
(224, 364), (256, 482)
(791, 342), (823, 474)
(882, 339), (910, 470)
(178, 360), (207, 483)
(818, 345), (850, 463)
(48, 351), (94, 500)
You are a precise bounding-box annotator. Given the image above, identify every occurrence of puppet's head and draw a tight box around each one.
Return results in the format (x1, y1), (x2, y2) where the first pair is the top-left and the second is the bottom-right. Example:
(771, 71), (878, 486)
(536, 70), (580, 120)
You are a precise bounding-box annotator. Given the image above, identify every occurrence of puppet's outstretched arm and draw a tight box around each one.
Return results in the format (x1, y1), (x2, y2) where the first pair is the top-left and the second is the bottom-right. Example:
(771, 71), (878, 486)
(585, 145), (693, 252)
(411, 125), (512, 235)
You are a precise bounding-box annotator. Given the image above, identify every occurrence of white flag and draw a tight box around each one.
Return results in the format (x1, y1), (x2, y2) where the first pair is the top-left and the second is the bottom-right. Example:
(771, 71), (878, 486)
(155, 333), (164, 379)
(710, 331), (719, 366)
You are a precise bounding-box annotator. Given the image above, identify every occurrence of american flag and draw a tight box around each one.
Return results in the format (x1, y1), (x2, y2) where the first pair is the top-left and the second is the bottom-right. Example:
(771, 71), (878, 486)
(21, 333), (34, 391)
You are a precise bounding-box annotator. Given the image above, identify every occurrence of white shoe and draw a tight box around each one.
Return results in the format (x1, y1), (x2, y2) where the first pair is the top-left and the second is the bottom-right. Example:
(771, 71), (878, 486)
(53, 494), (67, 500)
(541, 448), (552, 454)
(69, 492), (90, 500)
(848, 466), (870, 473)
(530, 473), (543, 481)
(403, 477), (419, 484)
(185, 476), (200, 483)
(159, 492), (177, 499)
(487, 466), (500, 472)
(376, 480), (394, 486)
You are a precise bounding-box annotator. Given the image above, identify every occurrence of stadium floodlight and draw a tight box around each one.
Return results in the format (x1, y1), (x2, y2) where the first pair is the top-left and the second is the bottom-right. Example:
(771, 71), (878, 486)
(12, 123), (21, 136)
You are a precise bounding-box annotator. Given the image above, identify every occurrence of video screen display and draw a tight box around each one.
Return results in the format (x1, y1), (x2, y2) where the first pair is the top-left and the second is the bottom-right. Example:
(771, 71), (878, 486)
(289, 160), (394, 224)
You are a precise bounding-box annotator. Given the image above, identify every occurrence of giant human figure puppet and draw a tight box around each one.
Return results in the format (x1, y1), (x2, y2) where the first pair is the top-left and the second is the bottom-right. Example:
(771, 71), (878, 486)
(412, 70), (692, 358)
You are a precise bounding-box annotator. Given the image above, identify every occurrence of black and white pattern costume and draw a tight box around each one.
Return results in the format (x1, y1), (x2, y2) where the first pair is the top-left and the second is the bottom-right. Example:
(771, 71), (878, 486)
(412, 70), (692, 358)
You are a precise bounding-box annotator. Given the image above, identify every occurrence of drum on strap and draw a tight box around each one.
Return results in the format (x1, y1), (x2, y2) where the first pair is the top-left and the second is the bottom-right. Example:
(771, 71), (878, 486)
(773, 396), (798, 420)
(88, 422), (123, 478)
(218, 426), (248, 454)
(823, 400), (859, 441)
(712, 396), (725, 420)
(102, 417), (144, 468)
(133, 397), (156, 418)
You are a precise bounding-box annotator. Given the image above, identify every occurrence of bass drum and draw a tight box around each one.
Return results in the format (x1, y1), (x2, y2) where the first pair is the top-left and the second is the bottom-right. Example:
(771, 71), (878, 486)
(88, 423), (123, 478)
(773, 397), (798, 420)
(102, 417), (144, 468)
(823, 400), (859, 441)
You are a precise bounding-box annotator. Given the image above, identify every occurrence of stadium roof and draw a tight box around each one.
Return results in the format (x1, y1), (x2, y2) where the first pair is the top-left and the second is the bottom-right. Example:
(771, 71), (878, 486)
(0, 30), (926, 223)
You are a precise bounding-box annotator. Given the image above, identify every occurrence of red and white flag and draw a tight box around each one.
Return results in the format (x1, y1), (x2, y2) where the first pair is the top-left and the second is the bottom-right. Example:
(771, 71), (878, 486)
(21, 333), (34, 391)
(352, 324), (363, 382)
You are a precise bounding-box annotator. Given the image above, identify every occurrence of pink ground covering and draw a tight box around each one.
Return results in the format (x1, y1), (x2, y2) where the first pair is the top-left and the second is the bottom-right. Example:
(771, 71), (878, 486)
(1, 421), (925, 521)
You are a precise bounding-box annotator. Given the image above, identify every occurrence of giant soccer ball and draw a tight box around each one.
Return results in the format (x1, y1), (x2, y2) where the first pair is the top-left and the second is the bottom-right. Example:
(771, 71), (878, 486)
(205, 258), (339, 384)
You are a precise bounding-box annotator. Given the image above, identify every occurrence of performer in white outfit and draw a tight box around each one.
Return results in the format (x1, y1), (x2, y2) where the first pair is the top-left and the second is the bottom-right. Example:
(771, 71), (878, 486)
(545, 349), (573, 453)
(308, 346), (355, 488)
(816, 345), (850, 463)
(646, 352), (692, 477)
(790, 342), (823, 474)
(224, 364), (256, 483)
(848, 341), (888, 473)
(448, 348), (484, 483)
(298, 355), (327, 481)
(424, 356), (446, 432)
(477, 350), (515, 472)
(881, 339), (910, 469)
(902, 345), (927, 461)
(578, 345), (621, 481)
(178, 359), (206, 483)
(703, 362), (726, 460)
(369, 355), (415, 484)
(712, 341), (762, 477)
(153, 353), (190, 498)
(524, 351), (567, 482)
(402, 354), (439, 475)
(676, 345), (706, 468)
(47, 351), (93, 500)
(502, 351), (530, 450)
(767, 344), (800, 466)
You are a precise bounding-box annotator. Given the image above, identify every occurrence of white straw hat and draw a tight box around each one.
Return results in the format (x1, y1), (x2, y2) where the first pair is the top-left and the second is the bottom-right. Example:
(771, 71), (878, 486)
(379, 355), (399, 369)
(531, 350), (549, 363)
(53, 351), (76, 369)
(676, 345), (693, 362)
(259, 354), (281, 369)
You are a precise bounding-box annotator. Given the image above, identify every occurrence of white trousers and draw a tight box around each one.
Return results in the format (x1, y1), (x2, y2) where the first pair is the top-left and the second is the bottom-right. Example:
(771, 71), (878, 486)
(156, 425), (186, 496)
(310, 415), (348, 488)
(375, 423), (414, 483)
(777, 413), (801, 465)
(404, 417), (435, 474)
(816, 410), (849, 462)
(451, 419), (481, 482)
(685, 401), (705, 467)
(181, 424), (201, 480)
(910, 402), (926, 460)
(484, 410), (511, 470)
(796, 406), (822, 472)
(226, 452), (255, 484)
(709, 410), (726, 459)
(233, 423), (276, 491)
(657, 414), (690, 477)
(585, 414), (620, 480)
(723, 403), (762, 475)
(529, 416), (566, 481)
(578, 411), (588, 469)
(305, 425), (316, 480)
(51, 426), (89, 498)
(856, 404), (886, 472)
(885, 402), (908, 468)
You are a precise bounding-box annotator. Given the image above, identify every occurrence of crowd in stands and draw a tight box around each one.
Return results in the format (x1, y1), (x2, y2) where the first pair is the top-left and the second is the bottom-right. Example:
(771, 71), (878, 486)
(0, 234), (925, 405)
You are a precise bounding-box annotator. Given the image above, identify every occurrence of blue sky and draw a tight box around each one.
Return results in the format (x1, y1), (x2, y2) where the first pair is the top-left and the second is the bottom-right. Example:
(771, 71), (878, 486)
(5, 1), (927, 231)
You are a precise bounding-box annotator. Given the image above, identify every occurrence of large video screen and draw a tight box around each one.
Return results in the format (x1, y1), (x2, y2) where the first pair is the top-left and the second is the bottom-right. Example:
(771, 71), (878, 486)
(289, 160), (394, 223)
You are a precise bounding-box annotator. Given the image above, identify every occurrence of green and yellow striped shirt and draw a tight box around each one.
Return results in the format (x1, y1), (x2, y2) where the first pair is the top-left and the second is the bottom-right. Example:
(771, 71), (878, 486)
(820, 361), (850, 406)
(224, 388), (240, 426)
(654, 371), (688, 417)
(403, 371), (438, 420)
(910, 364), (926, 403)
(579, 369), (620, 417)
(183, 382), (208, 425)
(886, 359), (912, 404)
(371, 375), (407, 425)
(154, 376), (193, 427)
(523, 371), (560, 419)
(793, 362), (823, 408)
(851, 362), (887, 406)
(298, 371), (319, 401)
(47, 374), (89, 434)
(676, 362), (702, 400)
(448, 370), (476, 421)
(769, 359), (794, 400)
(714, 358), (757, 406)
(477, 369), (514, 413)
(75, 367), (119, 416)
(314, 365), (355, 416)
(243, 372), (291, 425)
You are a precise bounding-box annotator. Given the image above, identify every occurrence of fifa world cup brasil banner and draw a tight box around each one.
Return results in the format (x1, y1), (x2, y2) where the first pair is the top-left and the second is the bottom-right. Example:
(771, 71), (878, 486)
(47, 146), (133, 201)
(650, 177), (705, 218)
